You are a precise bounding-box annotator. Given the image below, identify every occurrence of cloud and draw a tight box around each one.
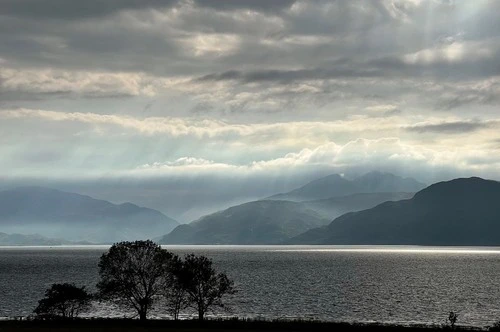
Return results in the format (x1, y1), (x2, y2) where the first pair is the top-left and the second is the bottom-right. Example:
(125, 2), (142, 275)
(0, 67), (160, 98)
(2, 0), (500, 196)
(118, 137), (500, 190)
(196, 66), (383, 83)
(405, 120), (496, 134)
(0, 0), (179, 20)
(0, 108), (407, 148)
(192, 0), (296, 13)
(121, 138), (430, 176)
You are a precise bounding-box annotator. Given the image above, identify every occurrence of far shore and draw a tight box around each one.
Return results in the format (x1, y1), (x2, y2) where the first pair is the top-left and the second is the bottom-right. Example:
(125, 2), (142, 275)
(3, 244), (500, 252)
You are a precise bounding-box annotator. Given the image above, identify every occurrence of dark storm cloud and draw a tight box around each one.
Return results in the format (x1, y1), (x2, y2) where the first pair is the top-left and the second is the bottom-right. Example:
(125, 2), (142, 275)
(192, 0), (296, 13)
(0, 0), (179, 20)
(405, 121), (493, 134)
(197, 53), (500, 85)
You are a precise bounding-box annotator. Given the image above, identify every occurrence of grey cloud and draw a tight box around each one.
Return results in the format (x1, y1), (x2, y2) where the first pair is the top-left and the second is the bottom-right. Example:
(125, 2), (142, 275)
(197, 66), (383, 83)
(192, 0), (296, 13)
(405, 121), (493, 134)
(197, 51), (500, 85)
(0, 0), (179, 20)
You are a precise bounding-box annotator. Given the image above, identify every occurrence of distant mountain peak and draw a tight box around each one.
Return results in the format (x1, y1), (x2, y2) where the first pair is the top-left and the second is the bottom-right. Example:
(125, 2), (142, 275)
(268, 171), (425, 201)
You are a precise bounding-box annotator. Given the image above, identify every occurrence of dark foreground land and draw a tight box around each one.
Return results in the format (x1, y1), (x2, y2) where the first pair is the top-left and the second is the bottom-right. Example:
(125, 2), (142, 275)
(0, 319), (488, 332)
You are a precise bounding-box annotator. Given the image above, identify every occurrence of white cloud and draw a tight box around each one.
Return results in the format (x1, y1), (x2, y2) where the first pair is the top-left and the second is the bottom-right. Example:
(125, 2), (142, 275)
(0, 67), (159, 97)
(180, 33), (241, 57)
(403, 40), (494, 65)
(0, 108), (404, 143)
(133, 137), (500, 179)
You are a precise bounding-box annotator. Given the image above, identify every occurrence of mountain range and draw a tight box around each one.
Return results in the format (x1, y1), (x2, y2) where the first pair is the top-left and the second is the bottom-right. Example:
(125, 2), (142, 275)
(5, 173), (497, 247)
(268, 171), (425, 201)
(159, 172), (421, 245)
(289, 177), (500, 245)
(159, 200), (329, 245)
(0, 186), (178, 243)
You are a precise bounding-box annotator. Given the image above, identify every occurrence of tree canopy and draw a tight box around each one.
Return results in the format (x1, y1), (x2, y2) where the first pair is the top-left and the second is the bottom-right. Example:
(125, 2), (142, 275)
(176, 254), (236, 321)
(97, 240), (177, 321)
(34, 283), (91, 319)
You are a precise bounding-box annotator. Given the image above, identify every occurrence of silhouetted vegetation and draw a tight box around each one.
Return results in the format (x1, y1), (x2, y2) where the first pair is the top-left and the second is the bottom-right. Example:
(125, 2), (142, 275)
(33, 283), (91, 319)
(92, 240), (235, 321)
(448, 312), (458, 328)
(97, 240), (178, 321)
(488, 321), (500, 331)
(0, 317), (488, 332)
(163, 255), (190, 320)
(175, 254), (236, 321)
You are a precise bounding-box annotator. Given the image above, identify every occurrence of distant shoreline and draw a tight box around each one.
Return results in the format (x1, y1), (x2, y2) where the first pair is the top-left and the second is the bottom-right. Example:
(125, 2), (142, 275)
(2, 244), (500, 251)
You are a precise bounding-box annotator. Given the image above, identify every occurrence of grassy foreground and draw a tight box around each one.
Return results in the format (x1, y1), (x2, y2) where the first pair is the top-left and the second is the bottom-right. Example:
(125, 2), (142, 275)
(0, 318), (486, 332)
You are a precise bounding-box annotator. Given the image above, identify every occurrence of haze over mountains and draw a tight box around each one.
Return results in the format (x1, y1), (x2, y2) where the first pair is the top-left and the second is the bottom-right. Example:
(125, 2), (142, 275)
(269, 171), (425, 201)
(3, 172), (500, 246)
(302, 192), (415, 220)
(159, 200), (329, 245)
(159, 172), (422, 244)
(0, 232), (91, 246)
(290, 177), (500, 246)
(0, 187), (178, 243)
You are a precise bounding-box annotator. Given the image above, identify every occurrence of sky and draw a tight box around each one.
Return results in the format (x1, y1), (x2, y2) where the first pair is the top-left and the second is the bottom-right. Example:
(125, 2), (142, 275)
(1, 0), (500, 220)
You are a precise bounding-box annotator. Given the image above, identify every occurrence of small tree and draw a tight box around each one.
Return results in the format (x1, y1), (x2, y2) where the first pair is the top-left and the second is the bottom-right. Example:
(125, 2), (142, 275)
(164, 281), (190, 320)
(97, 240), (177, 321)
(176, 254), (236, 321)
(448, 311), (458, 328)
(163, 255), (189, 320)
(34, 283), (91, 319)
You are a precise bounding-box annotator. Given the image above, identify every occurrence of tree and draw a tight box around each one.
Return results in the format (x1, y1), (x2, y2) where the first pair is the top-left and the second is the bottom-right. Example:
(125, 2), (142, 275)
(448, 311), (458, 328)
(161, 254), (189, 320)
(164, 280), (190, 320)
(176, 254), (236, 321)
(97, 240), (177, 321)
(34, 283), (91, 319)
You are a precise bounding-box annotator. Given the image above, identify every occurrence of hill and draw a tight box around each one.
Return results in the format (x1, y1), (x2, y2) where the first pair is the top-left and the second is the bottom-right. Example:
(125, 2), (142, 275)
(268, 171), (425, 201)
(159, 200), (329, 245)
(0, 187), (179, 243)
(302, 192), (414, 220)
(289, 177), (500, 245)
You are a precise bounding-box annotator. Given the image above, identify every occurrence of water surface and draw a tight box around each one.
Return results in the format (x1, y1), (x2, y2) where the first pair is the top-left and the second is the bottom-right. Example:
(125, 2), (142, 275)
(1, 245), (499, 326)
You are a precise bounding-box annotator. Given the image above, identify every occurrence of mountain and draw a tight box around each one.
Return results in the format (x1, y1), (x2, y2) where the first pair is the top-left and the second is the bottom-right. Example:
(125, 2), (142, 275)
(159, 200), (329, 245)
(268, 171), (425, 201)
(302, 192), (415, 220)
(289, 177), (500, 245)
(0, 186), (179, 243)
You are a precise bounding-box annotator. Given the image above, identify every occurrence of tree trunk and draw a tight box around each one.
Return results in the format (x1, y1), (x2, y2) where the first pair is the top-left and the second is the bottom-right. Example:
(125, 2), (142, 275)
(198, 309), (204, 321)
(139, 309), (147, 321)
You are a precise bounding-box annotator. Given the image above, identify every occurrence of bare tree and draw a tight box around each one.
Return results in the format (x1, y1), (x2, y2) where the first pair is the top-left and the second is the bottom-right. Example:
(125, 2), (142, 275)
(162, 255), (189, 320)
(164, 281), (190, 320)
(34, 283), (91, 319)
(176, 254), (236, 321)
(97, 240), (177, 321)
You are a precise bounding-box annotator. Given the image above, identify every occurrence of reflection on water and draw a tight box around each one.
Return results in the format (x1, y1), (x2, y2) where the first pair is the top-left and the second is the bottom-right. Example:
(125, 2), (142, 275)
(1, 245), (500, 326)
